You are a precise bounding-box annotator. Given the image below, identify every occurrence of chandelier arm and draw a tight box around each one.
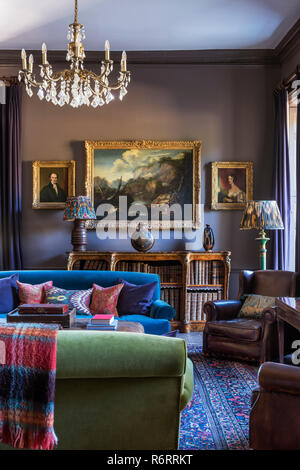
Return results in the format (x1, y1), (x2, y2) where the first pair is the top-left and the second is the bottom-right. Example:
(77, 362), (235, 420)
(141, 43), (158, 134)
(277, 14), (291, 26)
(42, 67), (66, 83)
(22, 74), (44, 87)
(86, 69), (129, 86)
(88, 76), (129, 94)
(81, 61), (111, 82)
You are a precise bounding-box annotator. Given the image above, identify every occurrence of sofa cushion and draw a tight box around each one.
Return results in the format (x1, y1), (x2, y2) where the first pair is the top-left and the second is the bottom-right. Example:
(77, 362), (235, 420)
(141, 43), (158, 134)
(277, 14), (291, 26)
(0, 273), (19, 314)
(206, 318), (262, 342)
(238, 294), (276, 319)
(45, 287), (92, 316)
(117, 279), (158, 315)
(17, 280), (53, 304)
(118, 315), (170, 335)
(90, 283), (124, 316)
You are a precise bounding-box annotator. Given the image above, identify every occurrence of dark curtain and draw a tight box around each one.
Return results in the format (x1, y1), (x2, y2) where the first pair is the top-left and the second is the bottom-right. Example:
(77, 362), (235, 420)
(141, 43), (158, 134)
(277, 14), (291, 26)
(296, 73), (300, 272)
(271, 88), (291, 270)
(0, 85), (23, 269)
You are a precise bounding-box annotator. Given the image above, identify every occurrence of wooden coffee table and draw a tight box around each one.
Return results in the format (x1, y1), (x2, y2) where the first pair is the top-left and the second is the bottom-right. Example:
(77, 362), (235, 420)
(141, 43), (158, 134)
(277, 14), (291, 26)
(73, 318), (144, 333)
(276, 297), (300, 363)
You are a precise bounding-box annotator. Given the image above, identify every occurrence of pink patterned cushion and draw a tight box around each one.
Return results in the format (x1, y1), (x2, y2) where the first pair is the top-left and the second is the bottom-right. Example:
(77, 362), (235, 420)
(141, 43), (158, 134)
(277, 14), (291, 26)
(17, 280), (53, 305)
(89, 283), (124, 316)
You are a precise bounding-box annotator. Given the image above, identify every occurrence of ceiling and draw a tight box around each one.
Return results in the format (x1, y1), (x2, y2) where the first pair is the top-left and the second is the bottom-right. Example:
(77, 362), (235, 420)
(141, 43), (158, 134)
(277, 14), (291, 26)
(0, 0), (299, 51)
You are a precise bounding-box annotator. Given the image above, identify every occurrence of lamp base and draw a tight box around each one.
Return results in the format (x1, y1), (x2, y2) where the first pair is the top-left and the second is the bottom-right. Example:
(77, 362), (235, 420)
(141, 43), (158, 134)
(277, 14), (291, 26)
(71, 220), (87, 251)
(255, 229), (270, 270)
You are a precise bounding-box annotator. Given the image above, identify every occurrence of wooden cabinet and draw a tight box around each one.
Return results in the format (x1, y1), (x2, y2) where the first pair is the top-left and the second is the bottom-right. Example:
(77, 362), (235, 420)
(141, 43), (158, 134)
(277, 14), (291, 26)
(67, 250), (231, 332)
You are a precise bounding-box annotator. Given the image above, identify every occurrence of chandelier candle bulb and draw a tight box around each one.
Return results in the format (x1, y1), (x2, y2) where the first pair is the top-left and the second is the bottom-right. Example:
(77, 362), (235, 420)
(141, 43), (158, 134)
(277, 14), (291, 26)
(21, 49), (27, 70)
(28, 54), (33, 73)
(105, 40), (110, 61)
(121, 51), (127, 72)
(42, 43), (47, 65)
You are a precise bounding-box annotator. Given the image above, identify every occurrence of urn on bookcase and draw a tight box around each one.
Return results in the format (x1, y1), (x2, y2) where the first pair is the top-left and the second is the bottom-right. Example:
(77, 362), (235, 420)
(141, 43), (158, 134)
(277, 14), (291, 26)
(203, 224), (215, 251)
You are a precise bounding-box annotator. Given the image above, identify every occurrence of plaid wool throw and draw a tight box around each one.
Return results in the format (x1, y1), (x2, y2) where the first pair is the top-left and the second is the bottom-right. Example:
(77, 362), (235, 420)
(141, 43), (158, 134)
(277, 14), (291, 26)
(0, 323), (59, 450)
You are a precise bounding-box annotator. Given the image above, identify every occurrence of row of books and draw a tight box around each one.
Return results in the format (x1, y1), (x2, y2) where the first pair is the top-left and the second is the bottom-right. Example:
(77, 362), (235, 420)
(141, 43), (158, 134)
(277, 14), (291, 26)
(81, 260), (109, 270)
(87, 314), (118, 331)
(115, 262), (182, 284)
(186, 290), (223, 321)
(187, 260), (225, 285)
(160, 287), (181, 321)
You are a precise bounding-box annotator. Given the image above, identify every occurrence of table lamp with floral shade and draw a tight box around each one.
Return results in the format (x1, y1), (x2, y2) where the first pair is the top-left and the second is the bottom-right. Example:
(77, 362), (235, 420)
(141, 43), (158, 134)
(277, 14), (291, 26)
(240, 200), (284, 270)
(64, 196), (96, 251)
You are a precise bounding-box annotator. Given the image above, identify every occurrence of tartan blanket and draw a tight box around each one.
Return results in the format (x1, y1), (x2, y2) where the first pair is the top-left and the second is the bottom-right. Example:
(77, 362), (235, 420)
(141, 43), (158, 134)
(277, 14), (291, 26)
(0, 323), (59, 450)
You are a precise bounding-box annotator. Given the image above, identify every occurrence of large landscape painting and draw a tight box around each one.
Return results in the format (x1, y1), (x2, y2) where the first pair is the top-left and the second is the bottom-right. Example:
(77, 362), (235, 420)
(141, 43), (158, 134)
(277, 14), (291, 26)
(85, 140), (201, 229)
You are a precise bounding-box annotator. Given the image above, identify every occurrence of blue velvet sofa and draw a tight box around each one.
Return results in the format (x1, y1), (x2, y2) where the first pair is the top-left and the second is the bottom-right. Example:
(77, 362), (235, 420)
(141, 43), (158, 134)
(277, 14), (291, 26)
(0, 270), (175, 335)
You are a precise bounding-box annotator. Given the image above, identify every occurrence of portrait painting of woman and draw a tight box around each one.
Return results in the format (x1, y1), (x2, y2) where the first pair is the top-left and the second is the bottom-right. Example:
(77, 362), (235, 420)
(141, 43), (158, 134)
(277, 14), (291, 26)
(211, 161), (253, 210)
(218, 171), (246, 203)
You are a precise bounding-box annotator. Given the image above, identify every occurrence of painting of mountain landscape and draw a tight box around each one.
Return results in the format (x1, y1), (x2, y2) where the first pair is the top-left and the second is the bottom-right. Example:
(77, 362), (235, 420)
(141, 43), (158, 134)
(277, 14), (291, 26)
(93, 147), (194, 221)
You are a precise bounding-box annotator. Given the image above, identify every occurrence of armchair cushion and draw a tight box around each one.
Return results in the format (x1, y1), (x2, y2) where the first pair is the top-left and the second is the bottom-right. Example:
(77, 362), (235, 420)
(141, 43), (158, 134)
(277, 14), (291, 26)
(238, 294), (276, 319)
(206, 318), (262, 342)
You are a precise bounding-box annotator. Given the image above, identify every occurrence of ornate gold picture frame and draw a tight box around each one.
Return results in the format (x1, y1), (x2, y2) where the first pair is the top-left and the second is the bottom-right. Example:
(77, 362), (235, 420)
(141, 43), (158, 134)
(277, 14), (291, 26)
(211, 161), (253, 210)
(32, 160), (75, 209)
(85, 140), (201, 229)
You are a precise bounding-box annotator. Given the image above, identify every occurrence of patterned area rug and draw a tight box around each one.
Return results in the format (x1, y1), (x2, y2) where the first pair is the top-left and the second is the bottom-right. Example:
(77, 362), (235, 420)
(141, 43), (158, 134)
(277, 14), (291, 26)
(179, 345), (258, 450)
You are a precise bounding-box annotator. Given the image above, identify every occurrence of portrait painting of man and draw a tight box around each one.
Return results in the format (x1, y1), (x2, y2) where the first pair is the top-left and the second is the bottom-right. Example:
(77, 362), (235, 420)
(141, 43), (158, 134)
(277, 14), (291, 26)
(32, 160), (75, 209)
(40, 170), (67, 202)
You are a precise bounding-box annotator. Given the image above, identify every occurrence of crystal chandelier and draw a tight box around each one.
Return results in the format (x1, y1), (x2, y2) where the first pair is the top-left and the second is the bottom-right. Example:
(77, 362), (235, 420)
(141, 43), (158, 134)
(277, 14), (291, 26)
(18, 0), (130, 108)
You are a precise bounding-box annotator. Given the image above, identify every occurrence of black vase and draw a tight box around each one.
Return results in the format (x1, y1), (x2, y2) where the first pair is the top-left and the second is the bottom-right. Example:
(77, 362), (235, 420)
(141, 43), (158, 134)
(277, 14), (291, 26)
(203, 224), (214, 251)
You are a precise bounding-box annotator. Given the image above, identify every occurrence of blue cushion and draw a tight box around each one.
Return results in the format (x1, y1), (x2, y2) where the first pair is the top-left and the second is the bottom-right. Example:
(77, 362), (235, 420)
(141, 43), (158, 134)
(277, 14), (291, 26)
(0, 273), (19, 314)
(117, 278), (158, 315)
(118, 315), (171, 335)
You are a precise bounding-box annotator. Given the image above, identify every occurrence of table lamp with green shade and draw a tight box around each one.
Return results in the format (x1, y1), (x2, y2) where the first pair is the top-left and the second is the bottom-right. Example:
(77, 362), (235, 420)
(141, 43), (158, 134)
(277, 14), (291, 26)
(240, 200), (284, 270)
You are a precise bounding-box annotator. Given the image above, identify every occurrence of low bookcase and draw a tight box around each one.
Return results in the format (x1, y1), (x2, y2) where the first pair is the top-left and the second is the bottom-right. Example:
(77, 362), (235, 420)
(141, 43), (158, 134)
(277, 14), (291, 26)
(67, 251), (231, 332)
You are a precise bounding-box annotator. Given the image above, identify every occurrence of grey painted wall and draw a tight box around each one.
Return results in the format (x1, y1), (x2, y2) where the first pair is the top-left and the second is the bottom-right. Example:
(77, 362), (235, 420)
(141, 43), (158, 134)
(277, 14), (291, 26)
(3, 61), (281, 297)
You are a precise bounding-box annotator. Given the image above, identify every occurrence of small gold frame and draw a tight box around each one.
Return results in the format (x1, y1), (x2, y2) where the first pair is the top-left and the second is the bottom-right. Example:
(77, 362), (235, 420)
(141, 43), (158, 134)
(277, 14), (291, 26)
(32, 160), (75, 210)
(85, 140), (202, 229)
(211, 161), (253, 210)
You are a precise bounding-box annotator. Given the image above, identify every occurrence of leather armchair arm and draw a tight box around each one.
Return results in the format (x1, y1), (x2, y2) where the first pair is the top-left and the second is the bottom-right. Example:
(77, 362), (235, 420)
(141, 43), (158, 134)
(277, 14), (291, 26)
(261, 306), (277, 324)
(258, 362), (300, 396)
(203, 300), (242, 322)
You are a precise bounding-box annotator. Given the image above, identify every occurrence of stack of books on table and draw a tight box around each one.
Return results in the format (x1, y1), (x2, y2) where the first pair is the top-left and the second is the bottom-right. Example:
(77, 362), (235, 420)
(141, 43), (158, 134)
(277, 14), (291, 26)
(86, 314), (118, 331)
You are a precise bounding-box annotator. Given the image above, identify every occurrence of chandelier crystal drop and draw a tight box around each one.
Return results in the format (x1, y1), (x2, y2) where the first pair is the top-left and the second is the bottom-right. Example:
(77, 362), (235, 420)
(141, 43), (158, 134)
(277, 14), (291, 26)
(18, 0), (130, 108)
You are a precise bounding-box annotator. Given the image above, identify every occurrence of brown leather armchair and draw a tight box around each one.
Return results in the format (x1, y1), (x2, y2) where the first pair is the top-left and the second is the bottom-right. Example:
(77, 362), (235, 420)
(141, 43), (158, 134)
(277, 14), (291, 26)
(249, 362), (300, 450)
(203, 270), (300, 363)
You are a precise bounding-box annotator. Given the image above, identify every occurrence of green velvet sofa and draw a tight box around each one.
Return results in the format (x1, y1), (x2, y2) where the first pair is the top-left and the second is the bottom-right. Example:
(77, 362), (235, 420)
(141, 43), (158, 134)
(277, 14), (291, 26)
(0, 329), (194, 450)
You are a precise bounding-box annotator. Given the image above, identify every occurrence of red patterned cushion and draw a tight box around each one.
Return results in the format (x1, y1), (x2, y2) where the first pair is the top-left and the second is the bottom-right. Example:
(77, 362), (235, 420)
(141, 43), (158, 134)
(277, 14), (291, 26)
(90, 283), (124, 316)
(17, 280), (53, 305)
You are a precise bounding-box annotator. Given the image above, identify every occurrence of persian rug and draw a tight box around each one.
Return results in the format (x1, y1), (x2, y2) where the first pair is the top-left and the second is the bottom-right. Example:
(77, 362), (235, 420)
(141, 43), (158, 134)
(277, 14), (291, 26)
(179, 345), (258, 450)
(0, 323), (59, 450)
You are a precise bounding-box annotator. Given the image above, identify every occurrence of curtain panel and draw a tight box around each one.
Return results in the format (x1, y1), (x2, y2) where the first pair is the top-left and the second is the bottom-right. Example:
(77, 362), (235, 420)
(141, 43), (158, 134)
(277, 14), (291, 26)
(0, 84), (23, 269)
(271, 88), (291, 270)
(296, 72), (300, 272)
